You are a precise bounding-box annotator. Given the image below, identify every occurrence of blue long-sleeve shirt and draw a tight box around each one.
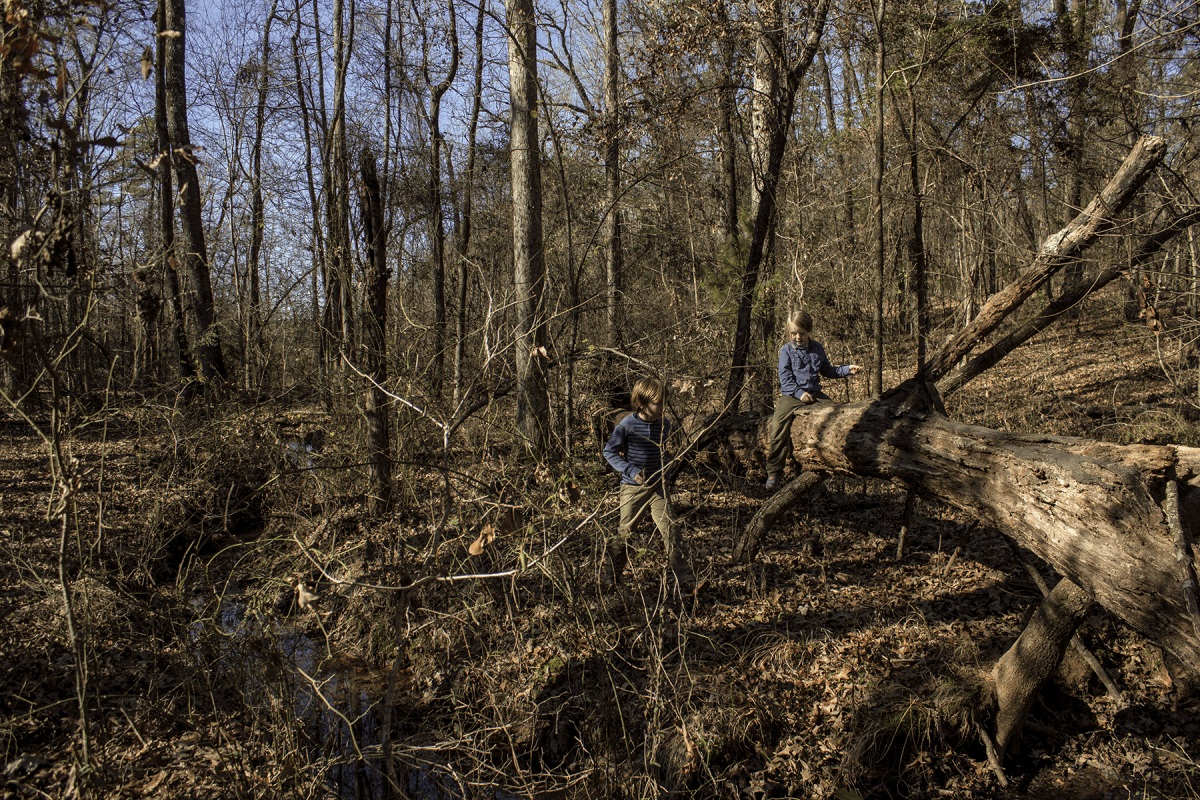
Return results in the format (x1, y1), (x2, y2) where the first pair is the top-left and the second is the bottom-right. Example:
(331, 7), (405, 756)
(778, 340), (851, 399)
(603, 413), (672, 486)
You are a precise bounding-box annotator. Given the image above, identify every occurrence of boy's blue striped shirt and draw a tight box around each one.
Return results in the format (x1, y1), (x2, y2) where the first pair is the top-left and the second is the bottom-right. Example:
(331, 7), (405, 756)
(603, 413), (672, 486)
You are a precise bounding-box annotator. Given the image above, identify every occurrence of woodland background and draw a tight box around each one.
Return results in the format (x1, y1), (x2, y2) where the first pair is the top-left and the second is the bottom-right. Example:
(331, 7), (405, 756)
(2, 0), (1200, 797)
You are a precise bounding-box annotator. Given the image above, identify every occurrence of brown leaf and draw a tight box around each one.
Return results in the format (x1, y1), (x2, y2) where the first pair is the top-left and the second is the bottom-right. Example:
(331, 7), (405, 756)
(469, 524), (496, 556)
(140, 45), (153, 80)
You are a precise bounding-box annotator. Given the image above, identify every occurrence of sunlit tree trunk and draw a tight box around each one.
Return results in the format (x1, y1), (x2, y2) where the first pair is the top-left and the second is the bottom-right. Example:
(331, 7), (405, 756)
(155, 0), (192, 388)
(507, 0), (551, 452)
(749, 0), (781, 217)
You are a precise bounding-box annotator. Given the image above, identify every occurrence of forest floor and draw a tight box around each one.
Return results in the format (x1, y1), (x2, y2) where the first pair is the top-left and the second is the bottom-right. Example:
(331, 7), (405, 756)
(2, 296), (1200, 799)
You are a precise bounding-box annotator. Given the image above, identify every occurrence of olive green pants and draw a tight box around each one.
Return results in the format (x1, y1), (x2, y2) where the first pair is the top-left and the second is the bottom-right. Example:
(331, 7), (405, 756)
(765, 391), (831, 478)
(608, 482), (692, 584)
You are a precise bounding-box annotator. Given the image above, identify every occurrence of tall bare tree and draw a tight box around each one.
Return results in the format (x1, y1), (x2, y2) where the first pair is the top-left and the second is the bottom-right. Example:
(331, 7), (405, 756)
(424, 0), (459, 399)
(245, 0), (278, 393)
(164, 0), (227, 397)
(870, 0), (885, 397)
(453, 0), (486, 405)
(360, 147), (391, 513)
(155, 0), (194, 388)
(1055, 0), (1090, 294)
(507, 0), (550, 452)
(602, 0), (623, 347)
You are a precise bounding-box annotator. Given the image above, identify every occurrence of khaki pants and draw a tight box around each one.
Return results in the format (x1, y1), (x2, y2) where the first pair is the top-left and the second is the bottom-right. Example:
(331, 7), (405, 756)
(765, 391), (830, 478)
(609, 482), (692, 583)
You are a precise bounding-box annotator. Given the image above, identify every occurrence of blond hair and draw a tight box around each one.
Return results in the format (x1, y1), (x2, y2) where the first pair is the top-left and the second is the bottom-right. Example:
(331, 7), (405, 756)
(631, 376), (667, 412)
(787, 307), (813, 333)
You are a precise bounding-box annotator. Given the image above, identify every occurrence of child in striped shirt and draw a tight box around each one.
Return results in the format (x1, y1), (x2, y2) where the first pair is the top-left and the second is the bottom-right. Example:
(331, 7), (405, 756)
(602, 376), (695, 593)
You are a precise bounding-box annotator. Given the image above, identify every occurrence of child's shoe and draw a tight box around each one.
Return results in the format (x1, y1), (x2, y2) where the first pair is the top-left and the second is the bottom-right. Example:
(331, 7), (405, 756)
(669, 556), (696, 595)
(764, 475), (778, 491)
(601, 545), (628, 591)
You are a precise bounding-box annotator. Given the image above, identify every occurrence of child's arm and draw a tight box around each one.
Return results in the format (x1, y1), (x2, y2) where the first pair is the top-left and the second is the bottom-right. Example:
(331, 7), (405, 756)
(817, 342), (859, 379)
(603, 418), (643, 484)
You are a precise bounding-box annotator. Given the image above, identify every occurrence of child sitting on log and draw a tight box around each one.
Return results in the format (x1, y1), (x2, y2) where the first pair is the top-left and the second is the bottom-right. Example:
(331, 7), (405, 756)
(764, 308), (860, 491)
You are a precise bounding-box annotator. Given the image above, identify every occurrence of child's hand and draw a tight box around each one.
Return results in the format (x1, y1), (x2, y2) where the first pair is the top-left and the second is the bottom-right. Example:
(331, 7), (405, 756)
(800, 391), (814, 404)
(635, 470), (646, 485)
(847, 365), (862, 375)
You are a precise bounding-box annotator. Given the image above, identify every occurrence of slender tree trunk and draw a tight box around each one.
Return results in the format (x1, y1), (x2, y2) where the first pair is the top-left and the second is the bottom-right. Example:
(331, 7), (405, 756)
(1114, 0), (1142, 141)
(819, 47), (854, 242)
(871, 0), (885, 397)
(603, 0), (623, 347)
(164, 0), (227, 398)
(453, 0), (485, 405)
(246, 0), (277, 394)
(328, 0), (355, 383)
(716, 0), (738, 250)
(292, 0), (325, 382)
(901, 90), (927, 368)
(507, 0), (551, 452)
(426, 0), (458, 399)
(360, 148), (392, 513)
(1056, 0), (1089, 295)
(0, 26), (28, 398)
(749, 0), (782, 217)
(155, 0), (192, 386)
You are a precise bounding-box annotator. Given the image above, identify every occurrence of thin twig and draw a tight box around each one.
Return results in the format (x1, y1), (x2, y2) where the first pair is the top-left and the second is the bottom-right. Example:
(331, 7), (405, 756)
(977, 721), (1009, 788)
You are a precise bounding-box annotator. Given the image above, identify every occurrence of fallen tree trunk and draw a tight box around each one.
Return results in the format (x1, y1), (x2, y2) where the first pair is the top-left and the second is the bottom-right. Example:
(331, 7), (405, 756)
(776, 379), (1200, 669)
(938, 204), (1200, 398)
(918, 135), (1166, 386)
